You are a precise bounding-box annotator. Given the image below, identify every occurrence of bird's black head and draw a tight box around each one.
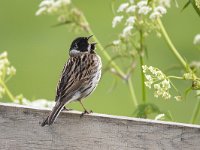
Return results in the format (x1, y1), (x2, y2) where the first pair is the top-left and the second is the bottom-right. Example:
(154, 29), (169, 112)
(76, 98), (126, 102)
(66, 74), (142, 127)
(69, 35), (96, 56)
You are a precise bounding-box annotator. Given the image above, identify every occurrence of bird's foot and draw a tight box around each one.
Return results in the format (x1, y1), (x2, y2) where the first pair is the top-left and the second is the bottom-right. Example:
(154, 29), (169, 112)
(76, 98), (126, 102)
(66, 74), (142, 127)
(80, 110), (93, 118)
(62, 106), (73, 112)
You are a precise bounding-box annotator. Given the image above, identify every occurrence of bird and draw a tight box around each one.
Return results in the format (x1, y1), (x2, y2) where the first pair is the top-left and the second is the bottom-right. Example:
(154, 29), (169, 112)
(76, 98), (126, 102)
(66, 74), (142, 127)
(41, 35), (102, 127)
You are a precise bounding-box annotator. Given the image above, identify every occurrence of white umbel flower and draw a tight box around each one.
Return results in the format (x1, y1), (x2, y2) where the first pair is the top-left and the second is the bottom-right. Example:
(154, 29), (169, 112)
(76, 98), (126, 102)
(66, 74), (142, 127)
(36, 7), (47, 16)
(149, 11), (161, 20)
(113, 40), (121, 45)
(137, 1), (147, 8)
(39, 0), (53, 7)
(126, 5), (136, 13)
(155, 114), (165, 120)
(159, 0), (171, 8)
(122, 25), (133, 37)
(193, 34), (200, 45)
(126, 16), (135, 26)
(117, 3), (129, 12)
(36, 0), (71, 16)
(112, 16), (124, 28)
(154, 6), (167, 15)
(138, 6), (152, 15)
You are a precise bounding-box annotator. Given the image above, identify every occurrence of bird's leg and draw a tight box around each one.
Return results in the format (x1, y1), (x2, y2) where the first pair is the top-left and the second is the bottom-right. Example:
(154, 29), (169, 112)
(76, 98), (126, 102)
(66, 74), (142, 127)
(79, 101), (92, 117)
(62, 106), (73, 112)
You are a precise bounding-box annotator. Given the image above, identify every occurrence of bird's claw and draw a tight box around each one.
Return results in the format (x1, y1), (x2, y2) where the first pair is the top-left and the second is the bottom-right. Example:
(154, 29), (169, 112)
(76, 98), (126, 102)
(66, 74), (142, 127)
(62, 106), (73, 112)
(80, 110), (93, 118)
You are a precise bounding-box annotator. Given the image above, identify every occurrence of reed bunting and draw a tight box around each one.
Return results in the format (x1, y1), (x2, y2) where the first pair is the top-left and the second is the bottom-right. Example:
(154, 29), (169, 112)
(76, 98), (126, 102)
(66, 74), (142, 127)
(41, 35), (102, 126)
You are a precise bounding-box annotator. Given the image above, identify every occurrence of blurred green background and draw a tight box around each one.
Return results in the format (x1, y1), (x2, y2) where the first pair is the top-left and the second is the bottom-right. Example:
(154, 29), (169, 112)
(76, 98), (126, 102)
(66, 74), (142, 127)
(0, 0), (200, 123)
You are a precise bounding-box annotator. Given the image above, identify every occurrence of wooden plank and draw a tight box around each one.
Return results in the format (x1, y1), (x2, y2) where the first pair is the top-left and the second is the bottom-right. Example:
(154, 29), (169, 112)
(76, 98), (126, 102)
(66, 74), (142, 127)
(0, 103), (200, 150)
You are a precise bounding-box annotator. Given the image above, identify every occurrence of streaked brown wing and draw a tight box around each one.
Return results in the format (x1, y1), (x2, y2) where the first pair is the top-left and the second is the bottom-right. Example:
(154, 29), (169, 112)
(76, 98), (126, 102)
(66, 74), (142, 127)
(55, 54), (98, 103)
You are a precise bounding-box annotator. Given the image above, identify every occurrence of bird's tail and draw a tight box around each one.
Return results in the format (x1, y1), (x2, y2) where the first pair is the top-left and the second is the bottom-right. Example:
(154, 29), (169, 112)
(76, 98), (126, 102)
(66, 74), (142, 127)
(41, 101), (65, 127)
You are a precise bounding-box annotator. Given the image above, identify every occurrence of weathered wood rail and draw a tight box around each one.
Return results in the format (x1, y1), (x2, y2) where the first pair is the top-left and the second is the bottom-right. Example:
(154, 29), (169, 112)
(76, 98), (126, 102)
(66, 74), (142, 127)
(0, 103), (200, 150)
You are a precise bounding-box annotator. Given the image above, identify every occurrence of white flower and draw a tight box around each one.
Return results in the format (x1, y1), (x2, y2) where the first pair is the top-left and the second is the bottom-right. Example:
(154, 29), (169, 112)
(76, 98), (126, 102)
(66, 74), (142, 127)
(142, 65), (148, 73)
(145, 74), (152, 81)
(183, 72), (193, 80)
(159, 0), (171, 8)
(112, 16), (124, 28)
(126, 16), (135, 26)
(117, 3), (129, 12)
(138, 6), (152, 15)
(161, 79), (171, 89)
(62, 0), (71, 5)
(196, 0), (200, 9)
(174, 96), (182, 101)
(54, 0), (70, 8)
(145, 81), (152, 88)
(0, 51), (8, 59)
(155, 114), (165, 120)
(0, 58), (9, 66)
(36, 7), (47, 16)
(193, 34), (200, 45)
(36, 0), (71, 16)
(149, 11), (161, 20)
(129, 0), (135, 4)
(148, 66), (154, 73)
(122, 25), (133, 37)
(154, 6), (167, 15)
(154, 84), (161, 90)
(7, 66), (16, 75)
(137, 1), (147, 8)
(156, 71), (165, 80)
(126, 5), (136, 13)
(39, 0), (53, 7)
(30, 99), (55, 108)
(162, 91), (171, 99)
(113, 40), (121, 45)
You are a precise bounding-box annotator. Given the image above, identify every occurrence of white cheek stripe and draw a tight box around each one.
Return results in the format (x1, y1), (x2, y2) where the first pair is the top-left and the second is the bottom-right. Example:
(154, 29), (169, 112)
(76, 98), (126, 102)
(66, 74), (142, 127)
(87, 44), (91, 52)
(70, 49), (81, 55)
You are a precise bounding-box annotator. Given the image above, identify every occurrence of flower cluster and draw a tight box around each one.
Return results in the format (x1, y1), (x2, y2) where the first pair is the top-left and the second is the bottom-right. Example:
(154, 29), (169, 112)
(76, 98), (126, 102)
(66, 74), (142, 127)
(36, 0), (71, 16)
(196, 0), (200, 10)
(155, 113), (165, 120)
(13, 94), (54, 108)
(142, 65), (172, 99)
(36, 0), (89, 31)
(112, 0), (170, 42)
(193, 34), (200, 45)
(0, 52), (16, 98)
(14, 97), (55, 109)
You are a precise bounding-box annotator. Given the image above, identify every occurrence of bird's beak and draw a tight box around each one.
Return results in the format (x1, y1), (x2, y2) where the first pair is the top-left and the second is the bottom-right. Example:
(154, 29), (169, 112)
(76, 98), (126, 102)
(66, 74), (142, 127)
(90, 42), (97, 51)
(87, 35), (93, 40)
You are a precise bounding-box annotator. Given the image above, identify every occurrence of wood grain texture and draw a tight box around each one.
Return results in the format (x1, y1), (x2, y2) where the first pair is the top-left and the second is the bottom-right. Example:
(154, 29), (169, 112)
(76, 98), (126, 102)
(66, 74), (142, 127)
(0, 103), (200, 150)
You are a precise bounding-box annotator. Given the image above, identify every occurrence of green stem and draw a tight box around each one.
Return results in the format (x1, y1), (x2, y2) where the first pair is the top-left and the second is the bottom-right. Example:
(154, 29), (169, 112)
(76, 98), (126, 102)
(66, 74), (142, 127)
(157, 19), (187, 68)
(128, 78), (138, 107)
(190, 99), (200, 124)
(139, 30), (146, 103)
(158, 19), (200, 124)
(82, 15), (125, 78)
(0, 79), (15, 102)
(168, 76), (184, 80)
(81, 14), (138, 107)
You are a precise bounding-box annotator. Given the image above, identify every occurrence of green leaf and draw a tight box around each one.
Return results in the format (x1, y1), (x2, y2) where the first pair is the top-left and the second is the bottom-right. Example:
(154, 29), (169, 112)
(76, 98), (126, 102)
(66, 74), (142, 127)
(182, 0), (190, 11)
(190, 0), (200, 17)
(133, 103), (161, 118)
(133, 103), (172, 121)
